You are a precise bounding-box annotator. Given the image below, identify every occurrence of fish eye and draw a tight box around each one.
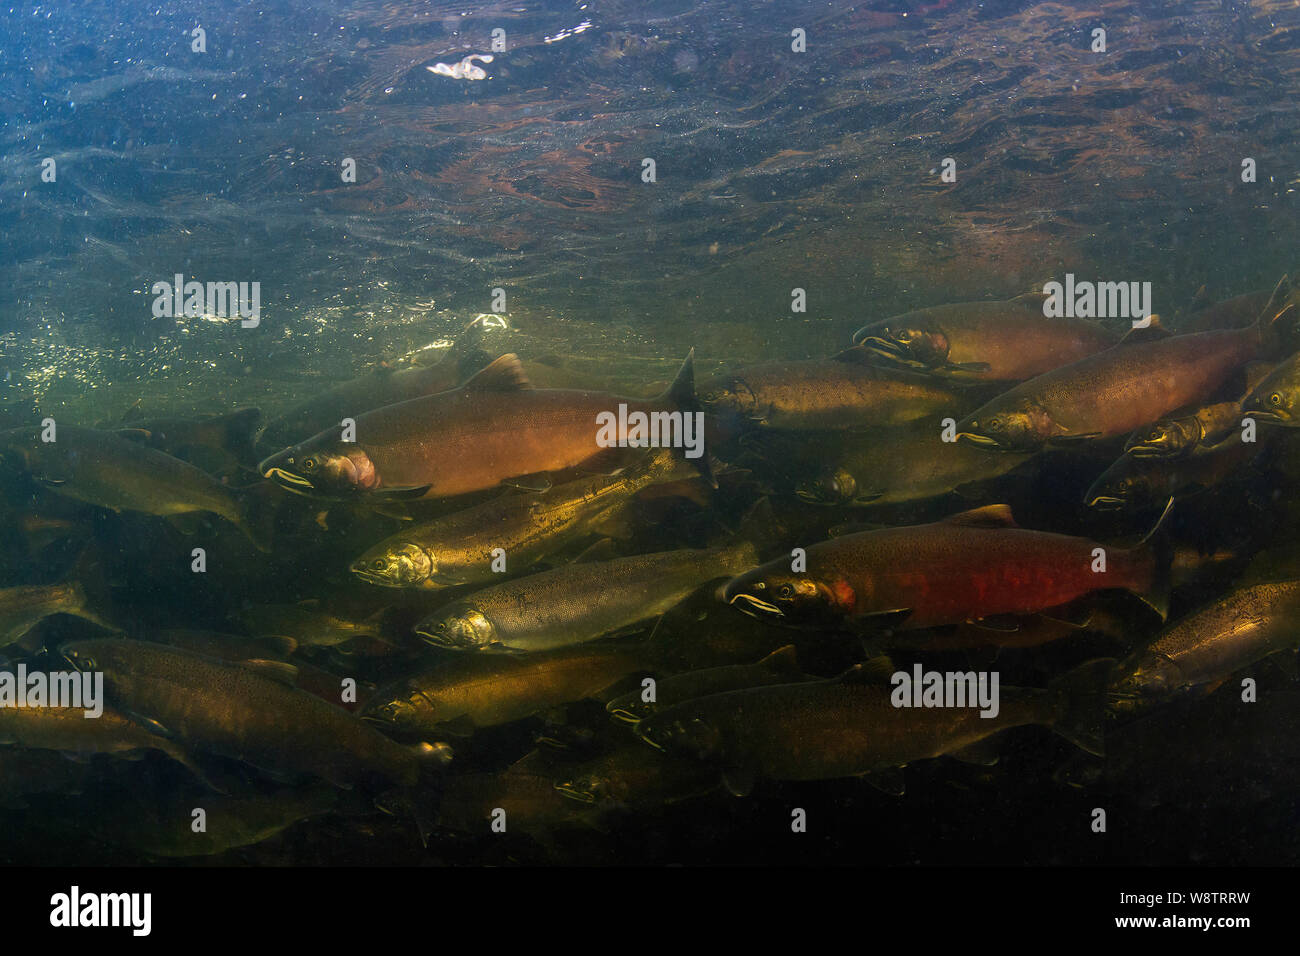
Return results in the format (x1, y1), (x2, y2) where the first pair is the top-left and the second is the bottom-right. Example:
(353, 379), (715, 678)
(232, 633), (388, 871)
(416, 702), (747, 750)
(778, 584), (795, 599)
(371, 559), (386, 571)
(303, 457), (316, 470)
(1270, 392), (1283, 407)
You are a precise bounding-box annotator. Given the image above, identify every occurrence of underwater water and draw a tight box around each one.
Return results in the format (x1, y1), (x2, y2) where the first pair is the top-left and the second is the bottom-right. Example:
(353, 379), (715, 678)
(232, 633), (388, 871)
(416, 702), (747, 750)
(1, 0), (1299, 871)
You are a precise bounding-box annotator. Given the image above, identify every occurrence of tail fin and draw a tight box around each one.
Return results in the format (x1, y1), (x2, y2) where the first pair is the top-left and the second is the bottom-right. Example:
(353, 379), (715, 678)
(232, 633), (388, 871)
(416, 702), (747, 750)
(66, 548), (118, 634)
(233, 483), (277, 553)
(378, 742), (453, 847)
(205, 408), (262, 465)
(1255, 274), (1296, 352)
(659, 349), (716, 489)
(711, 496), (778, 566)
(1134, 497), (1175, 621)
(1046, 658), (1116, 757)
(449, 314), (509, 381)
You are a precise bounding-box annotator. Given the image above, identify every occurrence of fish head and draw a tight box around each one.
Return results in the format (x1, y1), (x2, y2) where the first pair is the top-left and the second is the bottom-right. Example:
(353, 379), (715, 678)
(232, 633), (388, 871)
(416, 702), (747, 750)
(722, 564), (851, 625)
(634, 713), (722, 761)
(955, 401), (1047, 452)
(796, 466), (856, 505)
(351, 543), (434, 587)
(0, 427), (76, 483)
(1084, 460), (1152, 513)
(856, 321), (949, 368)
(361, 692), (423, 733)
(1125, 418), (1197, 458)
(553, 769), (614, 806)
(1244, 375), (1300, 425)
(1109, 653), (1182, 701)
(59, 639), (107, 673)
(415, 605), (496, 650)
(260, 440), (378, 497)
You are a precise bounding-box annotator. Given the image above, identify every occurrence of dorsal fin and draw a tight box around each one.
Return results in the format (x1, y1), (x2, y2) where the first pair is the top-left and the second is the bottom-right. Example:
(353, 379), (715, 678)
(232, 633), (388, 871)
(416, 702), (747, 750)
(836, 654), (895, 684)
(830, 345), (873, 365)
(940, 504), (1019, 528)
(1011, 291), (1049, 309)
(1116, 315), (1169, 345)
(462, 353), (531, 391)
(757, 645), (800, 673)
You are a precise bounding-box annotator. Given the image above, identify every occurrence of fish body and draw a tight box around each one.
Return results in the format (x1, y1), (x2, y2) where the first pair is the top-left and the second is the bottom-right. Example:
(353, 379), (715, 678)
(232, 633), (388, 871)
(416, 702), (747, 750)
(351, 450), (685, 589)
(1126, 361), (1274, 458)
(60, 638), (423, 788)
(0, 580), (107, 649)
(418, 542), (756, 651)
(237, 604), (385, 648)
(606, 645), (806, 723)
(723, 504), (1168, 630)
(854, 297), (1117, 381)
(363, 645), (647, 735)
(795, 424), (1033, 506)
(1085, 438), (1258, 514)
(1181, 290), (1272, 333)
(1111, 579), (1300, 702)
(0, 425), (266, 549)
(635, 660), (1109, 787)
(260, 352), (709, 501)
(100, 782), (340, 858)
(553, 744), (721, 808)
(699, 349), (964, 429)
(955, 286), (1295, 451)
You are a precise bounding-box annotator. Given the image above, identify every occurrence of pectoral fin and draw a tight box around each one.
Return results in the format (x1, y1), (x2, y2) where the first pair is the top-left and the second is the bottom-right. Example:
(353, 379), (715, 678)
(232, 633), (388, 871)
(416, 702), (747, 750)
(859, 767), (906, 796)
(371, 485), (432, 500)
(500, 473), (552, 493)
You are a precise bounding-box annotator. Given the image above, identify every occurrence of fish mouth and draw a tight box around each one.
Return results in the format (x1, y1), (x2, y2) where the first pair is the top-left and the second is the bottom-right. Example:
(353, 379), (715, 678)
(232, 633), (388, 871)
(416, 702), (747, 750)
(955, 432), (1002, 448)
(605, 703), (642, 724)
(350, 564), (394, 586)
(726, 591), (784, 619)
(855, 336), (916, 365)
(1085, 494), (1126, 511)
(553, 783), (597, 805)
(795, 488), (836, 505)
(634, 724), (667, 752)
(263, 466), (314, 490)
(415, 628), (455, 648)
(1243, 407), (1292, 424)
(1124, 444), (1173, 458)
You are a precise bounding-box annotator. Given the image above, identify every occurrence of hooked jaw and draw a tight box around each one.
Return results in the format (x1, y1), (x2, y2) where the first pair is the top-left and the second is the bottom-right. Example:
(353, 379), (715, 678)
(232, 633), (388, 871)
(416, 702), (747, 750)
(259, 444), (378, 496)
(360, 697), (414, 731)
(853, 326), (947, 370)
(1085, 494), (1126, 511)
(722, 575), (785, 620)
(954, 430), (1003, 449)
(553, 779), (599, 805)
(954, 403), (1050, 452)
